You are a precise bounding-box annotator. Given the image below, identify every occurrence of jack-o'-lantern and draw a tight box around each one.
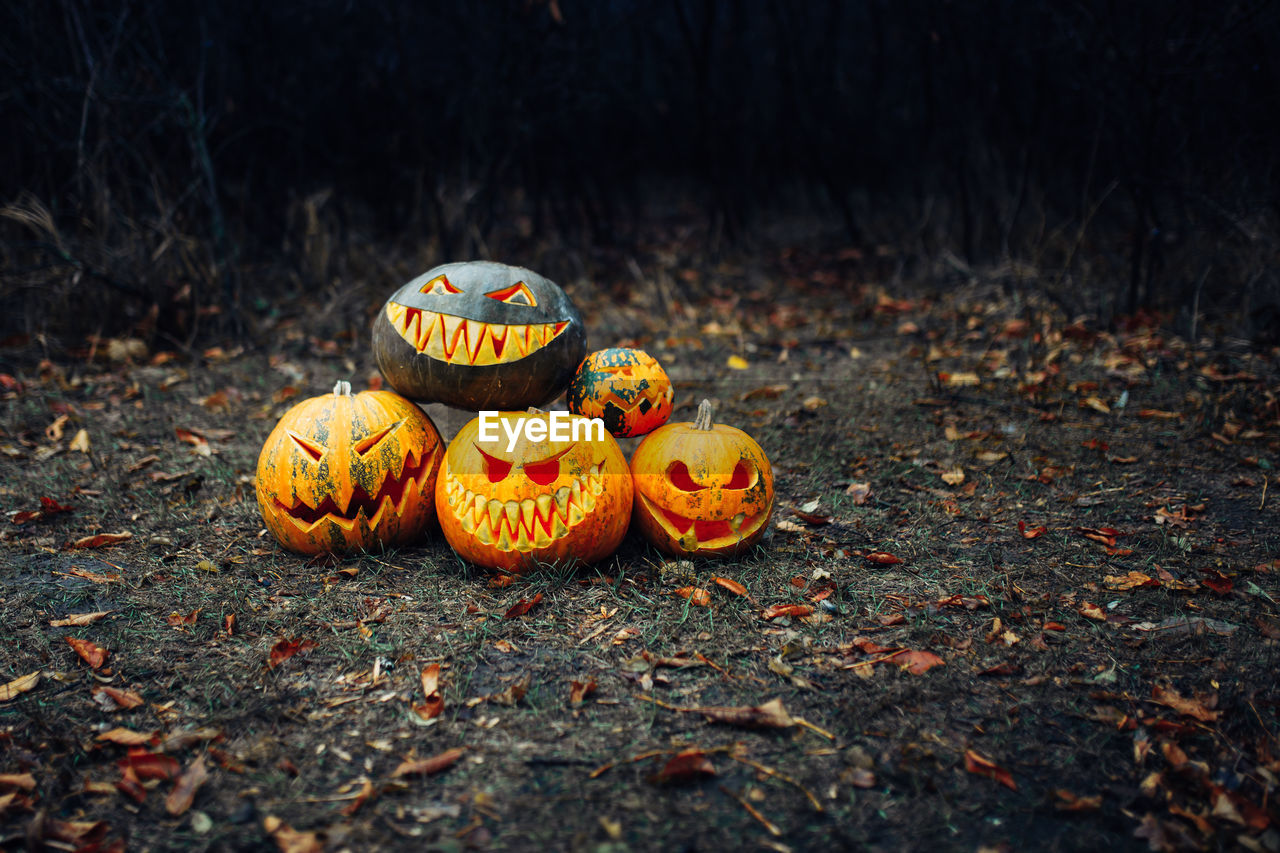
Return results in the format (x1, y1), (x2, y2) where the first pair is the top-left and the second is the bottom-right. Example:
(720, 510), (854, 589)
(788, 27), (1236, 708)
(435, 410), (632, 572)
(256, 381), (443, 554)
(630, 399), (773, 558)
(566, 347), (673, 437)
(372, 261), (587, 410)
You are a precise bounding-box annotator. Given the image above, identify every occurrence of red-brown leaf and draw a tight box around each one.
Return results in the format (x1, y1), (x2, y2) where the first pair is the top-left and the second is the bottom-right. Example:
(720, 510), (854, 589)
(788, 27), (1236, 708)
(690, 697), (795, 729)
(892, 649), (946, 675)
(391, 746), (466, 779)
(1018, 520), (1046, 539)
(1150, 684), (1221, 722)
(569, 678), (597, 707)
(164, 754), (209, 816)
(964, 749), (1017, 790)
(118, 748), (181, 781)
(94, 686), (144, 710)
(503, 592), (544, 619)
(761, 603), (814, 621)
(674, 586), (711, 606)
(268, 638), (316, 668)
(710, 576), (751, 600)
(0, 671), (41, 702)
(649, 748), (717, 784)
(70, 531), (132, 549)
(66, 637), (108, 669)
(412, 663), (444, 721)
(865, 551), (903, 565)
(96, 727), (156, 746)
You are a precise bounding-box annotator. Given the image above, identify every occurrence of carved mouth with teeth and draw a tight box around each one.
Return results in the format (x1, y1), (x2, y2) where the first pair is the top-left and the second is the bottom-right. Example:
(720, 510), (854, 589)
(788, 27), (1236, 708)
(441, 463), (606, 552)
(275, 446), (439, 532)
(384, 302), (571, 366)
(636, 493), (768, 549)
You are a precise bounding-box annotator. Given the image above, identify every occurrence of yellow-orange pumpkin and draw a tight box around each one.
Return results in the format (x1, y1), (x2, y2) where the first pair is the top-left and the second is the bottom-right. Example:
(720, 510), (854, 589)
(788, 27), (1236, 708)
(435, 410), (632, 572)
(629, 399), (774, 557)
(256, 381), (443, 554)
(566, 347), (673, 437)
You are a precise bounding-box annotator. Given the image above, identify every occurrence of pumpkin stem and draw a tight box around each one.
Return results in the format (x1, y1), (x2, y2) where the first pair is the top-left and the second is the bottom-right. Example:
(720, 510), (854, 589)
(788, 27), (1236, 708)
(694, 399), (714, 431)
(526, 406), (545, 415)
(333, 380), (353, 397)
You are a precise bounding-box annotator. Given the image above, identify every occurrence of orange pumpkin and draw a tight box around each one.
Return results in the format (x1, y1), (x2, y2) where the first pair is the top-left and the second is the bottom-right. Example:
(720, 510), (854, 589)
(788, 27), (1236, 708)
(629, 399), (774, 557)
(566, 347), (673, 437)
(435, 410), (632, 572)
(256, 381), (443, 554)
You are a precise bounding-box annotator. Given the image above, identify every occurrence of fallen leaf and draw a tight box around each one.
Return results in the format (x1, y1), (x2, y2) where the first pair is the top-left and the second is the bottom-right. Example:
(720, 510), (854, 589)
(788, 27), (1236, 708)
(844, 482), (872, 504)
(70, 531), (133, 549)
(710, 576), (752, 600)
(726, 355), (749, 370)
(339, 778), (376, 817)
(96, 727), (156, 746)
(649, 748), (716, 784)
(892, 649), (946, 675)
(1150, 684), (1221, 722)
(165, 754), (209, 816)
(964, 749), (1017, 790)
(569, 678), (597, 707)
(1018, 520), (1046, 539)
(0, 671), (41, 702)
(263, 816), (324, 853)
(690, 697), (795, 729)
(175, 428), (212, 457)
(489, 674), (531, 706)
(674, 586), (711, 606)
(268, 638), (317, 668)
(1105, 571), (1159, 591)
(941, 467), (965, 485)
(1053, 789), (1102, 811)
(50, 611), (111, 627)
(503, 592), (544, 619)
(792, 507), (831, 526)
(167, 609), (202, 627)
(66, 637), (108, 669)
(69, 429), (90, 454)
(865, 551), (903, 565)
(1077, 601), (1107, 622)
(118, 748), (181, 781)
(93, 686), (144, 710)
(413, 663), (444, 721)
(391, 746), (466, 778)
(0, 773), (36, 791)
(761, 603), (813, 621)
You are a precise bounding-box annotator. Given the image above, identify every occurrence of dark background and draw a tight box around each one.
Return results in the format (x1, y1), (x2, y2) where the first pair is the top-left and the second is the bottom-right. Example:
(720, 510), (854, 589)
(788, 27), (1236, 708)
(3, 0), (1278, 342)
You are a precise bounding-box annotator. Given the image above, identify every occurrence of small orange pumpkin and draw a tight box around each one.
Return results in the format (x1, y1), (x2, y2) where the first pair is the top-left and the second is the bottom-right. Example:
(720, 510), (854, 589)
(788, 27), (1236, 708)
(629, 399), (774, 557)
(567, 347), (673, 437)
(256, 381), (444, 554)
(435, 410), (632, 572)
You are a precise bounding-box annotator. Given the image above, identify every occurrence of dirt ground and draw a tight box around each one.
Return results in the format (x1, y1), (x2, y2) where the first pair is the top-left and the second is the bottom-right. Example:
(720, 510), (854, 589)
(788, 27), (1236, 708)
(2, 242), (1279, 852)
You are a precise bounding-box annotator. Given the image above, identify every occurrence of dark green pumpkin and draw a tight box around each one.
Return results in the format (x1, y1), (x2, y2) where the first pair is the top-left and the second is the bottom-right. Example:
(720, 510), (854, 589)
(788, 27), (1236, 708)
(372, 261), (587, 410)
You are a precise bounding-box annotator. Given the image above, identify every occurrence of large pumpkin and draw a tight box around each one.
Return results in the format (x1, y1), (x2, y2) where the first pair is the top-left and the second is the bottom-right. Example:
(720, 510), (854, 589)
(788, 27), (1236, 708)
(372, 261), (587, 410)
(630, 399), (774, 558)
(566, 347), (673, 437)
(256, 381), (444, 554)
(435, 410), (632, 572)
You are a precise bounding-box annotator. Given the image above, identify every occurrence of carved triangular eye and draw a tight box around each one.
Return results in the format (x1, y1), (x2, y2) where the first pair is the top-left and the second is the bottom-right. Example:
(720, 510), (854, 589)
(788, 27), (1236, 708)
(726, 461), (755, 489)
(475, 445), (513, 483)
(524, 446), (573, 486)
(666, 461), (707, 492)
(354, 421), (400, 456)
(289, 432), (325, 463)
(420, 274), (461, 296)
(484, 281), (536, 307)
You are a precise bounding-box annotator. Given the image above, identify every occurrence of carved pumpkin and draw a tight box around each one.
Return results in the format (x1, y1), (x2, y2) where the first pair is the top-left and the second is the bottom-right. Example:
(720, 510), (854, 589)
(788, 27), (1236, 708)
(566, 347), (673, 437)
(629, 399), (774, 558)
(256, 381), (443, 554)
(372, 261), (587, 410)
(435, 410), (632, 572)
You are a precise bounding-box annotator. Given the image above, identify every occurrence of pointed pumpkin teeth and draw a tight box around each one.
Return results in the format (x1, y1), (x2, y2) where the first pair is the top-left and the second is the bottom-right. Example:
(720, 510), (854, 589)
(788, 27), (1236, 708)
(519, 499), (536, 532)
(730, 512), (745, 532)
(488, 324), (509, 360)
(487, 500), (504, 531)
(567, 502), (585, 525)
(554, 486), (570, 515)
(571, 478), (582, 507)
(464, 319), (486, 362)
(550, 512), (569, 539)
(440, 314), (466, 360)
(507, 324), (527, 358)
(504, 500), (521, 531)
(535, 493), (553, 523)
